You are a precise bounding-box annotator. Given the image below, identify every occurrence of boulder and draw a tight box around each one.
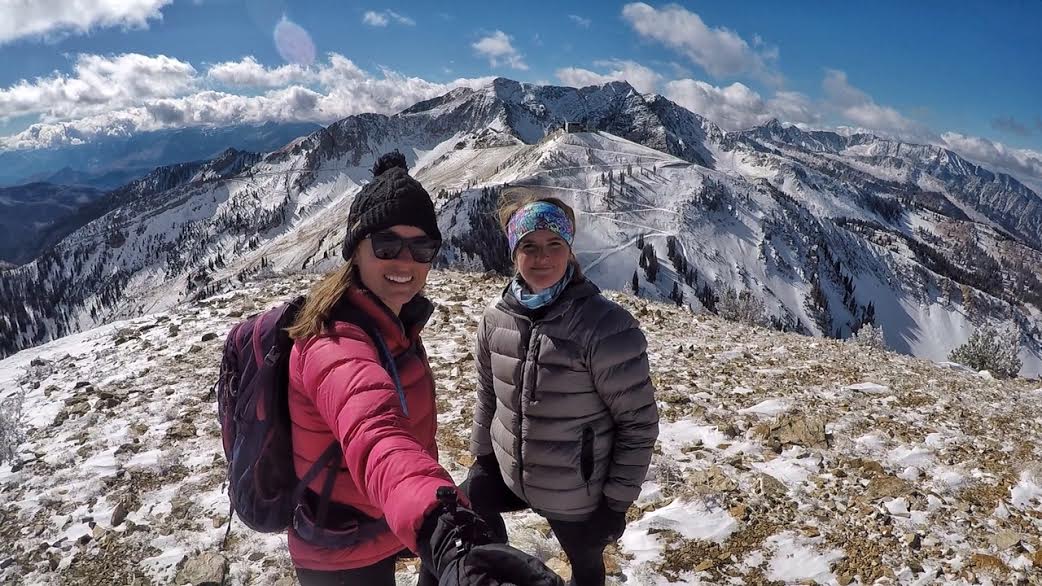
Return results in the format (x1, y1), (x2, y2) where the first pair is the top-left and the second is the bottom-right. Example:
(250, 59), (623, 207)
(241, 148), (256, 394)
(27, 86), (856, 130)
(110, 502), (129, 526)
(989, 530), (1022, 550)
(864, 475), (911, 501)
(545, 558), (571, 582)
(757, 473), (787, 497)
(969, 553), (1007, 574)
(754, 414), (829, 449)
(166, 421), (197, 440)
(175, 552), (226, 585)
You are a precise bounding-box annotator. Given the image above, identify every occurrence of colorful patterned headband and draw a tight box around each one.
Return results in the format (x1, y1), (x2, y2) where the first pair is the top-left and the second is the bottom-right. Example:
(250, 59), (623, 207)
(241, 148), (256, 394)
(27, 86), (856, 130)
(506, 201), (575, 254)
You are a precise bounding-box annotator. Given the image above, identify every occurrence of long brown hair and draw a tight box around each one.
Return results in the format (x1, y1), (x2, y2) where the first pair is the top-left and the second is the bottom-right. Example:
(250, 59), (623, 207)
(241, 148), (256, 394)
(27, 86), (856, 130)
(286, 259), (356, 340)
(497, 186), (584, 280)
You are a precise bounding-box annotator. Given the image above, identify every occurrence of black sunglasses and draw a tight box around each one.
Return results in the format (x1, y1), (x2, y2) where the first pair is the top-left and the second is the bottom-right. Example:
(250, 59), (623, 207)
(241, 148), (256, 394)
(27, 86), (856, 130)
(368, 230), (442, 263)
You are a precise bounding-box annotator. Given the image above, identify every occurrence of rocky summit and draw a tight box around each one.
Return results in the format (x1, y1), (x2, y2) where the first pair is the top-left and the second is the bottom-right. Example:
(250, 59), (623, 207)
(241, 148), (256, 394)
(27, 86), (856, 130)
(1, 269), (1040, 585)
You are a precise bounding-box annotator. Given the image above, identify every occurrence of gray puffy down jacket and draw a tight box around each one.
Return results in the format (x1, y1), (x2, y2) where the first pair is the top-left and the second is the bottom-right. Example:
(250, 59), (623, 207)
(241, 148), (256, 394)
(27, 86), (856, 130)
(470, 278), (659, 520)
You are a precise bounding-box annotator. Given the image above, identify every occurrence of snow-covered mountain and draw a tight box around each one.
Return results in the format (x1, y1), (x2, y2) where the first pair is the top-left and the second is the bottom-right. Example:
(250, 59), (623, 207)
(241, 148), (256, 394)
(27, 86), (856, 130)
(0, 149), (264, 267)
(1, 271), (1040, 584)
(2, 78), (1041, 375)
(732, 120), (1042, 251)
(0, 121), (322, 188)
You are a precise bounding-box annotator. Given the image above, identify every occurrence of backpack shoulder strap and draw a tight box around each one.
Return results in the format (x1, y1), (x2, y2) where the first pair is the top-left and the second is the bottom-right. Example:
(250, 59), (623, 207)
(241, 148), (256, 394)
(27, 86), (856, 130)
(290, 295), (410, 531)
(348, 311), (410, 418)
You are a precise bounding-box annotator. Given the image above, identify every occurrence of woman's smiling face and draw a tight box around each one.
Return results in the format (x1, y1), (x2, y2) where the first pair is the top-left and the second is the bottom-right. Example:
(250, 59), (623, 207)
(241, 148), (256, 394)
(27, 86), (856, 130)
(514, 229), (571, 292)
(355, 224), (432, 314)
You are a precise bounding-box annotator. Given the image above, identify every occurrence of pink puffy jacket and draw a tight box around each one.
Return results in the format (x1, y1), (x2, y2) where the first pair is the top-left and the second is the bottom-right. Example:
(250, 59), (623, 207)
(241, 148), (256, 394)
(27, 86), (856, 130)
(287, 287), (455, 570)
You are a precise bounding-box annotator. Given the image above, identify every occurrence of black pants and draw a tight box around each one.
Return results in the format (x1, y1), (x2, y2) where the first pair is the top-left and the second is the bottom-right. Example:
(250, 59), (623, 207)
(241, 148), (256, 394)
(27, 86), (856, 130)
(295, 550), (438, 586)
(460, 474), (607, 586)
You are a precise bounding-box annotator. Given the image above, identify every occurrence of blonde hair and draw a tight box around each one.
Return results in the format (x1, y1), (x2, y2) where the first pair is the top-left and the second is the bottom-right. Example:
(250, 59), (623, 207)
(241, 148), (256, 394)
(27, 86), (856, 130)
(497, 186), (583, 280)
(286, 260), (356, 340)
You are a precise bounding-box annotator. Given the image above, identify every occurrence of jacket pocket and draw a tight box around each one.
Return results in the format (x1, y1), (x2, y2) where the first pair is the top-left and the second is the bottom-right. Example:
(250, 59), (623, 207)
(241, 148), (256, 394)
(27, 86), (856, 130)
(528, 337), (542, 402)
(580, 425), (595, 484)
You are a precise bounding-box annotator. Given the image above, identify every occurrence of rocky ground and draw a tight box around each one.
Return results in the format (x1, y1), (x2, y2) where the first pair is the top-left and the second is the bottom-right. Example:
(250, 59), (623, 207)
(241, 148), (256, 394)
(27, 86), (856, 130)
(1, 270), (1041, 585)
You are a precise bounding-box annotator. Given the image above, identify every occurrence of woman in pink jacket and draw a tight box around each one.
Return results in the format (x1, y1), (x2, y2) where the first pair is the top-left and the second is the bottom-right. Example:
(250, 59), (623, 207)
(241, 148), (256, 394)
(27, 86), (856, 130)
(284, 152), (562, 586)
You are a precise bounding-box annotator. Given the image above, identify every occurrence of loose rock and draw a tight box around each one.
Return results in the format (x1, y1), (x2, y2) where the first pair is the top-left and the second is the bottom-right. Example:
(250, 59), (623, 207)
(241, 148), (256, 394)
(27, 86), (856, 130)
(175, 552), (226, 585)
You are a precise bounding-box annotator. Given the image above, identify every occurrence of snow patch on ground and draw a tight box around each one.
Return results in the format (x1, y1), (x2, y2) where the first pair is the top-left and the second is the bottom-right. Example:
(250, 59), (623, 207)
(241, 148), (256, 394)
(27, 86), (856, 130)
(1010, 470), (1042, 509)
(763, 532), (844, 584)
(738, 398), (791, 417)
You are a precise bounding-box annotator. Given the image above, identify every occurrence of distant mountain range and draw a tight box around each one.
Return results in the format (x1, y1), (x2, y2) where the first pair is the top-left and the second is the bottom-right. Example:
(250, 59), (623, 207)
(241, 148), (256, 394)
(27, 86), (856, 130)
(0, 121), (321, 189)
(0, 183), (106, 265)
(1, 78), (1039, 375)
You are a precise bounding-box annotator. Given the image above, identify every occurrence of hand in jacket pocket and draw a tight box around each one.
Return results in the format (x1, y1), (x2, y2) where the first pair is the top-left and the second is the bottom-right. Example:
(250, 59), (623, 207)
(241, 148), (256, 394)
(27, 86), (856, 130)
(467, 454), (501, 481)
(588, 501), (628, 545)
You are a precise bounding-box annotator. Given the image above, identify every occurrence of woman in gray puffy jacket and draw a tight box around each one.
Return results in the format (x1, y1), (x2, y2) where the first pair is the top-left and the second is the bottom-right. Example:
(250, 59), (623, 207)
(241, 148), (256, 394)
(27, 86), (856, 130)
(464, 189), (660, 586)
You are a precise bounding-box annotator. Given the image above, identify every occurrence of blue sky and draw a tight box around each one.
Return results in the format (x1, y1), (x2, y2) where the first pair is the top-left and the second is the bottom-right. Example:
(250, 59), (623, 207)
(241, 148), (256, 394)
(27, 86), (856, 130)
(1, 0), (1040, 181)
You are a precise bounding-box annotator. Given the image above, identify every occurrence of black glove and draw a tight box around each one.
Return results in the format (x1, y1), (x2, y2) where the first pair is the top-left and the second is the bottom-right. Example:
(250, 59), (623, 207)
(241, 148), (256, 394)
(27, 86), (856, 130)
(468, 454), (501, 480)
(588, 500), (628, 545)
(418, 490), (564, 586)
(453, 543), (566, 586)
(463, 454), (510, 544)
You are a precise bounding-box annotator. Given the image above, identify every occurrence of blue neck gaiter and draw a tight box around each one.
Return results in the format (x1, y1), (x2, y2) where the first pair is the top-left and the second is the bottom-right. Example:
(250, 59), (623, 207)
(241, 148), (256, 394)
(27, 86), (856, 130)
(509, 264), (575, 310)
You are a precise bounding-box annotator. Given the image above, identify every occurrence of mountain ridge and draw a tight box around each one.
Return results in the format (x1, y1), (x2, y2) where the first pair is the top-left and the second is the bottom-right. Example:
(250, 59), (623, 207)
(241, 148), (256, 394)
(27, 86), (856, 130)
(1, 78), (1040, 376)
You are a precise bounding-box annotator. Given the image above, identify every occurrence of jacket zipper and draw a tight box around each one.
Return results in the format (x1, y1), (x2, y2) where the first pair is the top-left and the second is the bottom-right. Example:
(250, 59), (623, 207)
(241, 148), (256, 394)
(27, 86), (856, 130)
(515, 320), (539, 500)
(528, 336), (542, 403)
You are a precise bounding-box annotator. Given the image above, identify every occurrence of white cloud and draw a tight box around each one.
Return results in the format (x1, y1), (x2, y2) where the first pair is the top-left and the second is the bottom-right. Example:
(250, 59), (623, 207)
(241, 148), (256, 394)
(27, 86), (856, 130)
(556, 60), (662, 94)
(621, 2), (779, 84)
(386, 10), (415, 26)
(362, 11), (388, 26)
(208, 56), (311, 87)
(813, 70), (1042, 190)
(0, 0), (172, 45)
(568, 14), (591, 28)
(767, 91), (818, 126)
(472, 31), (528, 70)
(362, 10), (415, 27)
(0, 52), (494, 149)
(939, 132), (1042, 192)
(664, 78), (816, 130)
(822, 69), (920, 136)
(0, 53), (197, 120)
(315, 53), (369, 86)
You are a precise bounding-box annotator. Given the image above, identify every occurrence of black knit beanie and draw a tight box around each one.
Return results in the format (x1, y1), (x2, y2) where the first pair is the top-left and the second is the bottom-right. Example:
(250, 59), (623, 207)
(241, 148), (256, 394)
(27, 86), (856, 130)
(341, 151), (442, 260)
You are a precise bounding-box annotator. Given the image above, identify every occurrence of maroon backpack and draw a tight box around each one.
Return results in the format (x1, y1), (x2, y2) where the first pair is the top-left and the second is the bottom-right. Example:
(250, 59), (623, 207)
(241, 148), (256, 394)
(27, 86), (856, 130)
(215, 296), (397, 547)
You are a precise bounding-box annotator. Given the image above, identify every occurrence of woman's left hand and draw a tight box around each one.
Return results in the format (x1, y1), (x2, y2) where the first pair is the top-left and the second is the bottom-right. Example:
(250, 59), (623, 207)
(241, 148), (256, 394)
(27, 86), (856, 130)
(589, 501), (628, 545)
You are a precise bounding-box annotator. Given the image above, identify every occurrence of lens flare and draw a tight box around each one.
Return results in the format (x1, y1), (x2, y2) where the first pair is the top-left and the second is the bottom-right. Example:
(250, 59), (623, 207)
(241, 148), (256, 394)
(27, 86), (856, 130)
(273, 15), (316, 66)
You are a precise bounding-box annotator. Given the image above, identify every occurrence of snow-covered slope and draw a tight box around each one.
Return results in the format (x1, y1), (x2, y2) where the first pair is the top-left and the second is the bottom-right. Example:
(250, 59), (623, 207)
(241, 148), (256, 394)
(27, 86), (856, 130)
(1, 270), (1040, 585)
(432, 129), (1042, 376)
(733, 121), (1042, 251)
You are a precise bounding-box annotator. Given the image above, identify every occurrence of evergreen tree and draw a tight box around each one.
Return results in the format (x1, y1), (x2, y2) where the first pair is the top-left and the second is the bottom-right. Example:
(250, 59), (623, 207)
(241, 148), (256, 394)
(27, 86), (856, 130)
(849, 323), (886, 350)
(631, 271), (639, 295)
(671, 282), (683, 306)
(642, 244), (659, 282)
(949, 324), (1022, 378)
(698, 283), (718, 313)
